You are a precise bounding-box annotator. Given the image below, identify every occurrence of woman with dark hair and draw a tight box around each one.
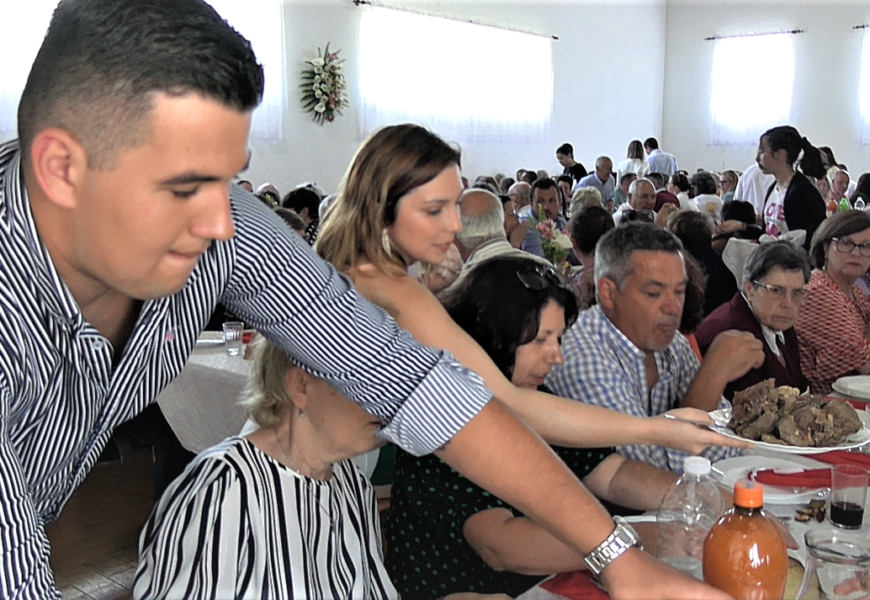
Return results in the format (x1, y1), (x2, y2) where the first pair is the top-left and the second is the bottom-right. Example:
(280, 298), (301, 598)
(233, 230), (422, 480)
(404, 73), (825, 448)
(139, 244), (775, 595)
(849, 172), (870, 207)
(616, 139), (649, 181)
(696, 242), (810, 399)
(756, 125), (827, 250)
(795, 211), (870, 393)
(387, 256), (684, 599)
(667, 172), (696, 211)
(567, 205), (615, 309)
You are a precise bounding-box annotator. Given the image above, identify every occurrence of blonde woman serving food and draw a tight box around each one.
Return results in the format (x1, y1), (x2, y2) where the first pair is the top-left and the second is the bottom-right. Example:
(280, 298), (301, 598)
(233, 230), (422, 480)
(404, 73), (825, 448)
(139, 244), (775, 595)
(317, 124), (745, 599)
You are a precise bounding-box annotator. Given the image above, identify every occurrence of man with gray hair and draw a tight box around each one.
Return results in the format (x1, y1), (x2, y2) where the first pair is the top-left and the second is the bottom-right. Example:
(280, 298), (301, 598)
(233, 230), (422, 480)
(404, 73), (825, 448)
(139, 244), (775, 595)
(546, 223), (764, 472)
(507, 181), (532, 221)
(575, 156), (616, 210)
(441, 189), (549, 296)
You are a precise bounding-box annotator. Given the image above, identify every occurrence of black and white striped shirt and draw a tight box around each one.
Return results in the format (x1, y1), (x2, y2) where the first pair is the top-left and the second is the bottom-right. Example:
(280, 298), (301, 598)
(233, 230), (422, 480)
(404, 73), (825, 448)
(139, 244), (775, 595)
(0, 140), (490, 598)
(134, 437), (397, 599)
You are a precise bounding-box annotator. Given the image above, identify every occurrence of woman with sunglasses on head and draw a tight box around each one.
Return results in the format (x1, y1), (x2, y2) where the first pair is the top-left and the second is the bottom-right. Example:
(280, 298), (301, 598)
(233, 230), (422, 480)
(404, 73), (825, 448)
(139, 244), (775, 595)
(695, 242), (810, 399)
(387, 255), (686, 599)
(795, 211), (870, 393)
(317, 124), (741, 600)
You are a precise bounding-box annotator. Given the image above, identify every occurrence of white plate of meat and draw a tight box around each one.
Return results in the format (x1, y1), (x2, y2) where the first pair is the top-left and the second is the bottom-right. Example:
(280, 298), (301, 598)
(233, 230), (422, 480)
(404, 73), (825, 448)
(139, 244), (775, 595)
(711, 380), (870, 454)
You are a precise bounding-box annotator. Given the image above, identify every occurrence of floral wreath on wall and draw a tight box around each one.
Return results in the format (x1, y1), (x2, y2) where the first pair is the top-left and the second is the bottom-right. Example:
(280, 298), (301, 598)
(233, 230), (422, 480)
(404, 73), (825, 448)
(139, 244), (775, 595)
(300, 44), (347, 125)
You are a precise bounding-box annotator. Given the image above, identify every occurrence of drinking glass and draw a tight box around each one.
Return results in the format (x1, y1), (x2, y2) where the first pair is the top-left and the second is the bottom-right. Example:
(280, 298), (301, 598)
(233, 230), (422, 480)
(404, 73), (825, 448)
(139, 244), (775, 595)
(222, 321), (244, 356)
(830, 465), (869, 530)
(796, 529), (870, 600)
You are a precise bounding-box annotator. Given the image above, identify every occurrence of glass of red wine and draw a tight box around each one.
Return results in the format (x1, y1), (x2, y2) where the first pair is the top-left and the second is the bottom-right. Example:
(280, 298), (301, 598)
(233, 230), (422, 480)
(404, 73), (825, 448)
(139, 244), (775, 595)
(829, 465), (868, 530)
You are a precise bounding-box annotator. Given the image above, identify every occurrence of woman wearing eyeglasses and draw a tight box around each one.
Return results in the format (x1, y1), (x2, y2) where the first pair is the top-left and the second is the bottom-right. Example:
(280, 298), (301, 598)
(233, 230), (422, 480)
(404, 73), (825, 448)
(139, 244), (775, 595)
(795, 211), (870, 393)
(695, 242), (810, 399)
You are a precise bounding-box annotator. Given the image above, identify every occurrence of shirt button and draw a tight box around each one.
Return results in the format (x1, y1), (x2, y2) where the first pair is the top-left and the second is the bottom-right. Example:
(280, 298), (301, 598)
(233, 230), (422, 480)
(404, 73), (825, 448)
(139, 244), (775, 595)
(93, 340), (104, 350)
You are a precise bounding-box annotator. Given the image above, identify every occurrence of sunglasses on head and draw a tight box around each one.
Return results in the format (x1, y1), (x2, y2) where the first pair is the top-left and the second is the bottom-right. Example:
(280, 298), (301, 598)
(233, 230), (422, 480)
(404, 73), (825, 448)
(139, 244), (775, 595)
(516, 264), (563, 290)
(620, 209), (655, 224)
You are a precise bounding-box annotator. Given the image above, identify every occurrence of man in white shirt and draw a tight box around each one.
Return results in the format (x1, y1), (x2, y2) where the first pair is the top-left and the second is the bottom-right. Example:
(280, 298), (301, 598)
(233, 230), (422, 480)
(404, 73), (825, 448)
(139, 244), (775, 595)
(612, 178), (657, 224)
(643, 137), (678, 178)
(576, 156), (617, 210)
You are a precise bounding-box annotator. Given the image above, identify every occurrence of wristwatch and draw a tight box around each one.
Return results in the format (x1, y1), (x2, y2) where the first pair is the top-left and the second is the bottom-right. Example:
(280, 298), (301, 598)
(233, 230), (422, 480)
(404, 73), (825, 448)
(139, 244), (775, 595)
(583, 516), (643, 575)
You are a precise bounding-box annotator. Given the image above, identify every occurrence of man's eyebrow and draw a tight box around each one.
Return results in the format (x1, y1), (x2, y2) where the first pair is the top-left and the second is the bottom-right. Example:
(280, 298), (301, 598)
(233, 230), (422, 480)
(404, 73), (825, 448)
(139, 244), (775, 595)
(158, 173), (222, 186)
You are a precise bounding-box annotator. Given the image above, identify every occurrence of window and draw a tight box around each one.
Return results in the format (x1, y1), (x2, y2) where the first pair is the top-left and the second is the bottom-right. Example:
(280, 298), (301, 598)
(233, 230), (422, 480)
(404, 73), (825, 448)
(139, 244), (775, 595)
(209, 0), (287, 141)
(859, 30), (870, 143)
(0, 1), (56, 139)
(0, 0), (286, 142)
(709, 34), (794, 144)
(358, 6), (553, 143)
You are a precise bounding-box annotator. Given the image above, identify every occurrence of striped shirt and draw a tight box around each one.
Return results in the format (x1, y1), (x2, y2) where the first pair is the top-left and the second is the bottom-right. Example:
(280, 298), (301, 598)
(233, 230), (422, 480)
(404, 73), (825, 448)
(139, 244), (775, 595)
(134, 437), (397, 599)
(0, 140), (490, 598)
(545, 304), (738, 473)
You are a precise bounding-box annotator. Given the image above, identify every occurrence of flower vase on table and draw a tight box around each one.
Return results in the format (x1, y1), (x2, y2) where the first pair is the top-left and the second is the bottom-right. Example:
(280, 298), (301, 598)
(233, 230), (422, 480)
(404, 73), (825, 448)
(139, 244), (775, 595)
(531, 205), (572, 273)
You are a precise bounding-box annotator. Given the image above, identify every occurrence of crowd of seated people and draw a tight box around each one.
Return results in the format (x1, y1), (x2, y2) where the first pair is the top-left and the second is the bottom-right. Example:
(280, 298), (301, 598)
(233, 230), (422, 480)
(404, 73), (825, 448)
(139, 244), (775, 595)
(140, 121), (870, 598)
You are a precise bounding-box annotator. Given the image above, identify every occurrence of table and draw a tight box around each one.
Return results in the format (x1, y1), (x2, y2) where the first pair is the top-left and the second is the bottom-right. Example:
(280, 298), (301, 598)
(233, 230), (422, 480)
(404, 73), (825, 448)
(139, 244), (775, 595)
(157, 344), (251, 454)
(517, 449), (869, 600)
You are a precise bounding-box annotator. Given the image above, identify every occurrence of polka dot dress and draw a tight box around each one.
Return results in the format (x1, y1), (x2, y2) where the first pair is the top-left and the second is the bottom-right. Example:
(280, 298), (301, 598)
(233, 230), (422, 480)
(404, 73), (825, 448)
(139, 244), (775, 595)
(385, 444), (613, 599)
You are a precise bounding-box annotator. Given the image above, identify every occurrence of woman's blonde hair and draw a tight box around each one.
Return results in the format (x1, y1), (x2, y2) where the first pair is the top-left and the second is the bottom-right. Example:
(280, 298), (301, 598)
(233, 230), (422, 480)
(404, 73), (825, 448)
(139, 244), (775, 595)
(316, 124), (461, 273)
(239, 337), (295, 428)
(569, 186), (602, 218)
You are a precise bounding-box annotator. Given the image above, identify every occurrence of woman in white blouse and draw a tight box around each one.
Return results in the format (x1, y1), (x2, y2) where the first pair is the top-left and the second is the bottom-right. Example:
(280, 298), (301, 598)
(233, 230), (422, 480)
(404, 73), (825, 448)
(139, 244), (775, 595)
(615, 139), (649, 182)
(134, 338), (506, 600)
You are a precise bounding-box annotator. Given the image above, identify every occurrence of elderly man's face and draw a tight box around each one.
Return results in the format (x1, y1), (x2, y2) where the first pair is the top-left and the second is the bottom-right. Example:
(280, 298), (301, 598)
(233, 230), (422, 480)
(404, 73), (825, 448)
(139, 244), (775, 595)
(595, 159), (612, 181)
(533, 187), (560, 221)
(599, 251), (686, 352)
(833, 172), (850, 197)
(628, 180), (656, 211)
(620, 174), (637, 194)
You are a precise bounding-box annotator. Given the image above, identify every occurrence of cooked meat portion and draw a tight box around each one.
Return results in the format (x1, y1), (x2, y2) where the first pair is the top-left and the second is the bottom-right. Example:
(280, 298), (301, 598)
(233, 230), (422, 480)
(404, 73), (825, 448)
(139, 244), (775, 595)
(729, 380), (864, 447)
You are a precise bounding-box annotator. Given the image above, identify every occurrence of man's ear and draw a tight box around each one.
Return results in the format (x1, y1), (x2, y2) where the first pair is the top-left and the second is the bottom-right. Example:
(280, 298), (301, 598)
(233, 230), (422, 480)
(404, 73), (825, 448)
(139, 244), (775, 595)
(597, 277), (617, 311)
(28, 128), (88, 210)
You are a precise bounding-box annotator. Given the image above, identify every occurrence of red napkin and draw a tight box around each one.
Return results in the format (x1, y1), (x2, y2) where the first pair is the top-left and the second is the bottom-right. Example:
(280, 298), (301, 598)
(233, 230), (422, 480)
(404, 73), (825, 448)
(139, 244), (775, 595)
(242, 330), (255, 344)
(540, 571), (610, 600)
(749, 468), (832, 488)
(802, 451), (870, 471)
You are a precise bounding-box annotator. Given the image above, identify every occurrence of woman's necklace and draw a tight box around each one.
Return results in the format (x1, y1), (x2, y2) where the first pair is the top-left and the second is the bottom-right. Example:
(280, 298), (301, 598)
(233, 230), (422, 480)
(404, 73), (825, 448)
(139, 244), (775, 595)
(271, 427), (337, 532)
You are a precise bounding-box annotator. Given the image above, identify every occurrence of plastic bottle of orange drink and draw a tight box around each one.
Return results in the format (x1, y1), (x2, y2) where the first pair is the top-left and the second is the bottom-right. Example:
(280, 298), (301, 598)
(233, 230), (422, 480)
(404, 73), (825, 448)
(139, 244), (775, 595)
(702, 480), (788, 600)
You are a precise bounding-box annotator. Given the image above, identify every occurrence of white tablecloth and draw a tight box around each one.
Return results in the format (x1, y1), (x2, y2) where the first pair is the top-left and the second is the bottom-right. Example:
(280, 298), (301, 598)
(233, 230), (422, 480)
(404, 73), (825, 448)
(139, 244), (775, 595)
(157, 346), (251, 454)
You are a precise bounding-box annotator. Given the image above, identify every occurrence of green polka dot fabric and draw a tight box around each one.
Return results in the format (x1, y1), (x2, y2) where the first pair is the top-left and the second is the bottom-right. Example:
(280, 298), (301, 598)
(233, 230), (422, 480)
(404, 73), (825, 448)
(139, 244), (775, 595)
(385, 443), (613, 599)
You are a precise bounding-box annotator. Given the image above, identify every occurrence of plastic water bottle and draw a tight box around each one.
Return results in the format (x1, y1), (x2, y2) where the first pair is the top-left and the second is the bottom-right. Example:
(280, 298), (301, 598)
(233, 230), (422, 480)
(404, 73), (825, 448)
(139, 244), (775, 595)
(655, 456), (725, 580)
(855, 196), (866, 211)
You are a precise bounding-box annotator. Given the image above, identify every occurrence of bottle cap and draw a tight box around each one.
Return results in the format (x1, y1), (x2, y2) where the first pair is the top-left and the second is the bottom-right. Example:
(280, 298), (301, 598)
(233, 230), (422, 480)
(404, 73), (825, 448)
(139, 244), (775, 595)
(733, 479), (764, 508)
(683, 456), (711, 477)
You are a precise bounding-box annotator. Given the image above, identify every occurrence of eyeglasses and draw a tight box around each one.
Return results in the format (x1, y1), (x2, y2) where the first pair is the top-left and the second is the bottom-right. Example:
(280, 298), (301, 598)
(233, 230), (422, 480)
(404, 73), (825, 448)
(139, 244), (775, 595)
(751, 280), (810, 305)
(831, 237), (870, 258)
(517, 264), (563, 290)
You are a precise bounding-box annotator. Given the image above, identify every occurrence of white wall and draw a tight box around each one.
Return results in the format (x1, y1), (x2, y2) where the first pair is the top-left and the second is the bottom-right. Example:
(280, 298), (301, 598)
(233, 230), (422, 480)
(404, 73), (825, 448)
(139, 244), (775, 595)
(663, 1), (870, 175)
(248, 0), (667, 195)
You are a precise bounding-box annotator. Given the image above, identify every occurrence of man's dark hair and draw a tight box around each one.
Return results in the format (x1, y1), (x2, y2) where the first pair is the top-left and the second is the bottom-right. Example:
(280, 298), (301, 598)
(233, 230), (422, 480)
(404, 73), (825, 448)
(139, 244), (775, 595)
(667, 211), (713, 255)
(556, 143), (573, 157)
(569, 206), (615, 256)
(18, 0), (265, 170)
(530, 177), (557, 203)
(643, 137), (659, 150)
(522, 170), (538, 184)
(281, 187), (321, 220)
(690, 171), (718, 196)
(556, 174), (573, 187)
(721, 200), (756, 225)
(619, 172), (637, 186)
(646, 172), (666, 189)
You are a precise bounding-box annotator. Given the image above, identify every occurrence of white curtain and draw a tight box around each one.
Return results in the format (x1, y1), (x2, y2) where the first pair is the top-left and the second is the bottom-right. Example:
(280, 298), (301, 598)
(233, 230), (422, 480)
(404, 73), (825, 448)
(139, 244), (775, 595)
(208, 0), (287, 141)
(859, 30), (870, 144)
(358, 6), (553, 144)
(0, 1), (57, 140)
(0, 0), (287, 143)
(708, 34), (794, 145)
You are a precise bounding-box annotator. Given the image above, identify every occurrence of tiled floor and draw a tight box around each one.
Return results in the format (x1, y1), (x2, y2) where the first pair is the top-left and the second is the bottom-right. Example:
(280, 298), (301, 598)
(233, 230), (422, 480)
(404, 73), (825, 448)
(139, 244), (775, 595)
(46, 441), (155, 600)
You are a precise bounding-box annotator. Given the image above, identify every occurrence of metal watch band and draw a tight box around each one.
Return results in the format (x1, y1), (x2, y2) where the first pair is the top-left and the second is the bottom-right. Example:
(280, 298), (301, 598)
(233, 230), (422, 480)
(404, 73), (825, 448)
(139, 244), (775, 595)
(583, 516), (642, 575)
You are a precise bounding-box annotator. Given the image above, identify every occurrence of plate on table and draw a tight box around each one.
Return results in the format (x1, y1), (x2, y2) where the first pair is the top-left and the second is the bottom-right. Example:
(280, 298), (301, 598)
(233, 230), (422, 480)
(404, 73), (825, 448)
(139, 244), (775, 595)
(710, 456), (828, 504)
(832, 376), (870, 401)
(709, 408), (870, 455)
(195, 332), (225, 349)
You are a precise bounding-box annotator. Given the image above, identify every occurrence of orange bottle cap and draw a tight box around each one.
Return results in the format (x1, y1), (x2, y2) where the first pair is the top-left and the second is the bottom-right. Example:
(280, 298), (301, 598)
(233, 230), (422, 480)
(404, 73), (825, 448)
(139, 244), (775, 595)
(733, 479), (764, 508)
